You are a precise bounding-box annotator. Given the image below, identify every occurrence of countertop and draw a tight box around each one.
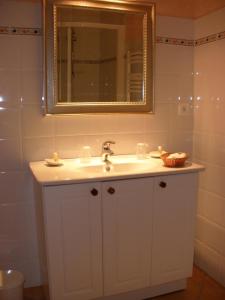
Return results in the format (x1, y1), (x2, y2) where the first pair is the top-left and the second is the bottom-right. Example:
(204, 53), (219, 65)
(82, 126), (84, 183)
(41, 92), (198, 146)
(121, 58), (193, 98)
(29, 155), (205, 186)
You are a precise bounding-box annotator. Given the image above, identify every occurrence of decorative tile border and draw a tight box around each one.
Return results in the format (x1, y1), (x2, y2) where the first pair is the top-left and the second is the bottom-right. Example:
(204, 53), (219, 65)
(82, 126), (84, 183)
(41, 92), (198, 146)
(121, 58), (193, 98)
(195, 31), (225, 46)
(0, 26), (224, 47)
(156, 36), (194, 46)
(0, 26), (42, 36)
(157, 31), (225, 46)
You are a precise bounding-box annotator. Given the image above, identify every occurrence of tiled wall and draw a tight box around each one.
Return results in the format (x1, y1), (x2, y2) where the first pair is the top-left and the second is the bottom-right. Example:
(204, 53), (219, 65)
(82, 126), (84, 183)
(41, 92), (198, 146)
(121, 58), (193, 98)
(193, 7), (225, 287)
(0, 0), (194, 287)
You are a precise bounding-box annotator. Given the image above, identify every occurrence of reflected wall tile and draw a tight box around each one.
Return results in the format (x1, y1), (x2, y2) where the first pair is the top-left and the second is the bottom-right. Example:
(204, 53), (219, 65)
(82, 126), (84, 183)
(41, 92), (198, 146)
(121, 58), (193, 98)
(22, 104), (54, 138)
(0, 138), (22, 171)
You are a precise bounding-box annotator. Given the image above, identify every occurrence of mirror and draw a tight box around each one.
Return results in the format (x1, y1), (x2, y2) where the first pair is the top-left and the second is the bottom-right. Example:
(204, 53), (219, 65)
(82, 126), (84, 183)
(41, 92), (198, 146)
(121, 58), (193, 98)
(43, 0), (155, 114)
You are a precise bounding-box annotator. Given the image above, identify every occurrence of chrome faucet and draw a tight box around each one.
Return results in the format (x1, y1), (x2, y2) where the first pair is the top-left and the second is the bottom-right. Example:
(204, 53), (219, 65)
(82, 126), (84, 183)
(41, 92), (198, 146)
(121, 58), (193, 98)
(101, 140), (115, 166)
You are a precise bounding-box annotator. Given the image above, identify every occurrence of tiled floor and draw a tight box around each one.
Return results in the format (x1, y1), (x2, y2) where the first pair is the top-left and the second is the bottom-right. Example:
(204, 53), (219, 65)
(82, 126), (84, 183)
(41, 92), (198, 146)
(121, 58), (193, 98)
(23, 266), (225, 300)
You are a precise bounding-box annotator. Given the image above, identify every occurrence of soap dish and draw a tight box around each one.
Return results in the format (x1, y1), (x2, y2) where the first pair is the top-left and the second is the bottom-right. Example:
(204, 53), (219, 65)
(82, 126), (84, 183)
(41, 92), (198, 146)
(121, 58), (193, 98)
(45, 159), (64, 167)
(150, 150), (167, 158)
(161, 153), (188, 168)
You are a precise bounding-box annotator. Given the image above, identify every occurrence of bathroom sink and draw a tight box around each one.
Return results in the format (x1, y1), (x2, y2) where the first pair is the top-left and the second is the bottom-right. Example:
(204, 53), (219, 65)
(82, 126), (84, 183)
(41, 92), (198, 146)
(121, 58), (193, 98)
(29, 154), (204, 185)
(74, 155), (158, 175)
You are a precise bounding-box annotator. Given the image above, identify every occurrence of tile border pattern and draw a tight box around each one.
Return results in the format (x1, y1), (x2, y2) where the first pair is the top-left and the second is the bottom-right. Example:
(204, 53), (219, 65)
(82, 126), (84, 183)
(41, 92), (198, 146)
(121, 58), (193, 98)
(195, 31), (225, 46)
(156, 36), (194, 46)
(0, 26), (42, 36)
(0, 26), (224, 46)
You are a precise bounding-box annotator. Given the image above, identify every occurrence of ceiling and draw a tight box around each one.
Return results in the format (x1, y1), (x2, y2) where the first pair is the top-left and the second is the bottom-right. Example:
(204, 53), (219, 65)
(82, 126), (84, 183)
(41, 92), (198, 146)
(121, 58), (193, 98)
(153, 0), (225, 19)
(14, 0), (225, 19)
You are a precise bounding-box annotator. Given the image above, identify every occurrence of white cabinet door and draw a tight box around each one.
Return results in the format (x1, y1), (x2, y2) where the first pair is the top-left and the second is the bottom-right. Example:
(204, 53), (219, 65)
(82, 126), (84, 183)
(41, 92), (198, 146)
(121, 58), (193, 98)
(43, 183), (103, 300)
(151, 173), (198, 285)
(102, 177), (153, 296)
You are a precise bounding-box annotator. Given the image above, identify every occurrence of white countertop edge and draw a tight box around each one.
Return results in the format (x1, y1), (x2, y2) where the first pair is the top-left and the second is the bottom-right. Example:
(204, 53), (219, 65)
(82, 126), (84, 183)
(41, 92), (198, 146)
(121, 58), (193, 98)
(29, 160), (205, 187)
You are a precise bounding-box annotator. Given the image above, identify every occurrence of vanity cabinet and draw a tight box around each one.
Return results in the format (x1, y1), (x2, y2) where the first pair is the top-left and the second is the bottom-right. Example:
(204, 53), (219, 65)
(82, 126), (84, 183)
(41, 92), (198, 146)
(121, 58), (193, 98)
(36, 172), (199, 300)
(42, 182), (103, 300)
(102, 178), (153, 296)
(151, 173), (197, 285)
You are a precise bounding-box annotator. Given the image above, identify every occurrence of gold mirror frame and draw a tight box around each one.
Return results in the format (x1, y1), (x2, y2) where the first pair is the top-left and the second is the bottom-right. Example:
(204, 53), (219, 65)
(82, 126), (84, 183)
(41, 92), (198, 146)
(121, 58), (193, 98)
(43, 0), (155, 114)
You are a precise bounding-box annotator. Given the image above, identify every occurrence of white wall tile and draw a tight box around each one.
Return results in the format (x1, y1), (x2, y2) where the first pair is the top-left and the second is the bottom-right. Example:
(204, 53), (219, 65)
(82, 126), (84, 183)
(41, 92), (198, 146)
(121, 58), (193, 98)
(194, 6), (225, 38)
(197, 189), (225, 228)
(54, 135), (88, 159)
(194, 239), (222, 284)
(0, 171), (31, 204)
(22, 137), (54, 166)
(0, 108), (20, 138)
(21, 70), (43, 104)
(144, 103), (171, 131)
(196, 216), (225, 257)
(0, 36), (21, 69)
(0, 0), (42, 28)
(0, 138), (22, 171)
(21, 36), (42, 70)
(0, 0), (195, 288)
(156, 16), (194, 39)
(156, 43), (194, 76)
(22, 104), (54, 138)
(155, 73), (193, 103)
(193, 7), (225, 283)
(0, 69), (21, 108)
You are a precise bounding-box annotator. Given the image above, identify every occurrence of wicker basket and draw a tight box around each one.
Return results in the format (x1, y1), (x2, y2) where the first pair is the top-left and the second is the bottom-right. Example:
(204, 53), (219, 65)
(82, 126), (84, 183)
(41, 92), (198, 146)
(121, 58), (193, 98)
(161, 152), (188, 168)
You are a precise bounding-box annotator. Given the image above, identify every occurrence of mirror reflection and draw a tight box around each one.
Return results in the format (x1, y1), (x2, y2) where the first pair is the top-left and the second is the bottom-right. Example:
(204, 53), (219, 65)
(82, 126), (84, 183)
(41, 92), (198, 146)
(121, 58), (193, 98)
(44, 0), (154, 113)
(57, 7), (144, 103)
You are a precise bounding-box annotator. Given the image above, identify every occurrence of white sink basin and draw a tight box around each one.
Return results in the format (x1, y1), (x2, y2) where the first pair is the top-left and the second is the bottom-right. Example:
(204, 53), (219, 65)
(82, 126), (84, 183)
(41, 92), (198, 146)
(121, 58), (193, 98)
(75, 155), (158, 175)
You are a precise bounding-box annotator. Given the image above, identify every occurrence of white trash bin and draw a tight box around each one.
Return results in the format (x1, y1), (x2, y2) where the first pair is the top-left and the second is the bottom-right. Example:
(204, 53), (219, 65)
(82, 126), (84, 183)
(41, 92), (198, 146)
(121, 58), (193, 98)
(0, 270), (24, 300)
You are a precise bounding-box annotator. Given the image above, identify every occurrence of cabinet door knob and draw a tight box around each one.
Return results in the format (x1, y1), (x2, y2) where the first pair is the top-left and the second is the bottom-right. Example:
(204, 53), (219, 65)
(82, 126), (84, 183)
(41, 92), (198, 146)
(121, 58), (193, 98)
(91, 188), (98, 196)
(159, 181), (167, 188)
(108, 187), (115, 194)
